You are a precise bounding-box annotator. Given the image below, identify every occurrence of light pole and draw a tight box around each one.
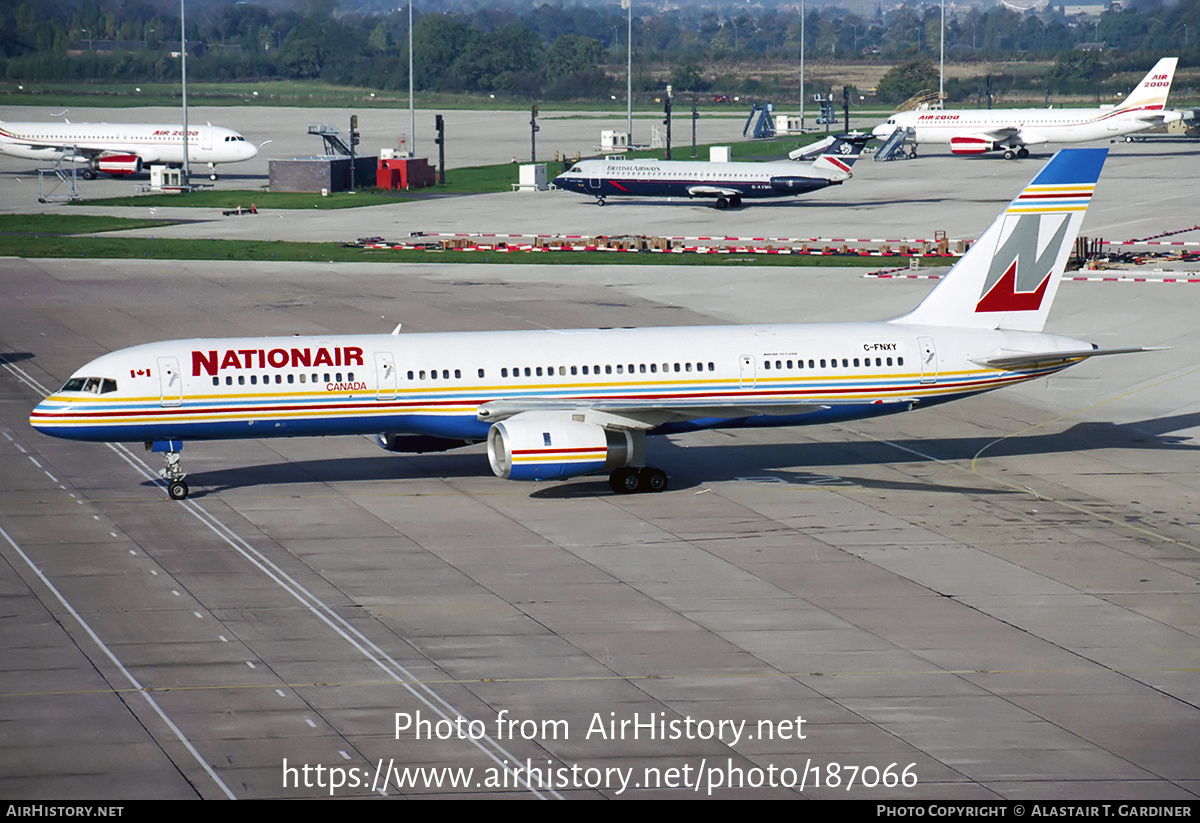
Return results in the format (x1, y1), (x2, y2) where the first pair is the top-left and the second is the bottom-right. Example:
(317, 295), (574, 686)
(939, 0), (944, 104)
(180, 0), (189, 185)
(624, 0), (632, 144)
(408, 0), (415, 157)
(799, 0), (805, 131)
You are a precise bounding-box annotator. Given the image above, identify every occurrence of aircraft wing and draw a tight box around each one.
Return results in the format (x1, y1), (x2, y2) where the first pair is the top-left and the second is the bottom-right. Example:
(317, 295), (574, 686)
(967, 127), (1020, 142)
(685, 185), (743, 198)
(972, 126), (1048, 145)
(478, 395), (918, 429)
(972, 347), (1164, 371)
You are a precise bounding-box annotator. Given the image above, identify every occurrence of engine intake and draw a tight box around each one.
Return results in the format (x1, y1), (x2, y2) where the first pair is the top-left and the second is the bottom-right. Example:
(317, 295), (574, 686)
(487, 413), (634, 481)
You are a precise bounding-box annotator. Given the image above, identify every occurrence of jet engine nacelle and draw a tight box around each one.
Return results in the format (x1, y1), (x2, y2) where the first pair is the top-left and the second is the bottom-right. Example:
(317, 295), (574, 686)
(769, 176), (816, 193)
(376, 433), (470, 453)
(96, 154), (143, 176)
(949, 137), (994, 156)
(486, 413), (634, 481)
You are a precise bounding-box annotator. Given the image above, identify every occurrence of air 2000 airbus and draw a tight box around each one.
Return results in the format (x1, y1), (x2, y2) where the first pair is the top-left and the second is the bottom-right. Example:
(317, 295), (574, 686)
(0, 120), (258, 179)
(31, 149), (1151, 500)
(552, 134), (868, 208)
(872, 58), (1179, 159)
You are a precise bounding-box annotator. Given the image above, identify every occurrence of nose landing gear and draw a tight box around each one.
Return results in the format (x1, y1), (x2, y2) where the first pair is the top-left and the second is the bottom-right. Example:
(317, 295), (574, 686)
(149, 441), (189, 500)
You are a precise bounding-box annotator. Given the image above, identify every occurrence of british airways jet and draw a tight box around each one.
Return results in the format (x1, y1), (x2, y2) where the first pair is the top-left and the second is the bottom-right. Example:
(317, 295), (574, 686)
(0, 120), (258, 179)
(552, 134), (869, 208)
(872, 58), (1179, 159)
(31, 149), (1151, 500)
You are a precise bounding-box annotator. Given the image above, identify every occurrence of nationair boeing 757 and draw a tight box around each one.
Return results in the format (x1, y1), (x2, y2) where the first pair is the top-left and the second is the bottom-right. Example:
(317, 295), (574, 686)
(31, 148), (1154, 500)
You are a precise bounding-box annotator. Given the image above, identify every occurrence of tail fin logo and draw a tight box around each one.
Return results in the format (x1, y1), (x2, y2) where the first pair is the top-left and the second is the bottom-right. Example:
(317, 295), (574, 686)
(974, 213), (1071, 314)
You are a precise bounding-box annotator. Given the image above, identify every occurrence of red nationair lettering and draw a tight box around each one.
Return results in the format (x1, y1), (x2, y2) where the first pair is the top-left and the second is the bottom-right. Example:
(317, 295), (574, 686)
(191, 346), (364, 376)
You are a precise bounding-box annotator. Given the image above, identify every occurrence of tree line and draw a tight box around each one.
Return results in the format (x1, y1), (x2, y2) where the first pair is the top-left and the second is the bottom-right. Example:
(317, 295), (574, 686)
(1, 0), (1197, 101)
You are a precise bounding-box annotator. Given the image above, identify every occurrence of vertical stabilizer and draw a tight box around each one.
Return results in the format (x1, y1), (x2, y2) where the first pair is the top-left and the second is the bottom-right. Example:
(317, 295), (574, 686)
(809, 134), (870, 179)
(891, 148), (1107, 332)
(1115, 57), (1177, 114)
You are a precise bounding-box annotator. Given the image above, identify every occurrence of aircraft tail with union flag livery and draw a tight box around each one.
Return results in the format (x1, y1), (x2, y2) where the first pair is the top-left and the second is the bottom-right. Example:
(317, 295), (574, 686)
(891, 147), (1107, 333)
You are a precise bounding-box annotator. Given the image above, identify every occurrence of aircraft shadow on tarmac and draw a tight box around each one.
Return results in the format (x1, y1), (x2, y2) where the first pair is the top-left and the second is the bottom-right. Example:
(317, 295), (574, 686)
(0, 352), (35, 365)
(153, 412), (1200, 499)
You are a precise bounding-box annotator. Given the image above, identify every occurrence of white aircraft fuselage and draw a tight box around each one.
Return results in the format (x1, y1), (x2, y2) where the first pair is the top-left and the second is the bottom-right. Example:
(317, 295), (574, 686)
(32, 148), (1149, 498)
(0, 121), (258, 176)
(553, 134), (866, 207)
(873, 58), (1179, 158)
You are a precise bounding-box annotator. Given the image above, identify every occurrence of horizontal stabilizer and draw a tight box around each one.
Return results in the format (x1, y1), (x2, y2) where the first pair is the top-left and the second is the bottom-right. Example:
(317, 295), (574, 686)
(972, 346), (1165, 371)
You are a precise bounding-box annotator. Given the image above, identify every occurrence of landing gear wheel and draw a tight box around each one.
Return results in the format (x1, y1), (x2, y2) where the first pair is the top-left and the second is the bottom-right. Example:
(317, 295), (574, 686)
(595, 197), (606, 206)
(82, 169), (97, 180)
(609, 467), (667, 494)
(610, 467), (641, 494)
(1016, 147), (1029, 159)
(715, 197), (729, 210)
(210, 172), (218, 181)
(156, 447), (189, 500)
(1003, 149), (1017, 160)
(730, 196), (742, 208)
(642, 468), (668, 492)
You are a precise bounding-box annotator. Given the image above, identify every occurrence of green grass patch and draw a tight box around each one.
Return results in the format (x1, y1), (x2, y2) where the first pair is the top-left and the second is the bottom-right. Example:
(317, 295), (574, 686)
(0, 233), (951, 268)
(433, 163), (524, 194)
(0, 214), (178, 234)
(73, 189), (411, 209)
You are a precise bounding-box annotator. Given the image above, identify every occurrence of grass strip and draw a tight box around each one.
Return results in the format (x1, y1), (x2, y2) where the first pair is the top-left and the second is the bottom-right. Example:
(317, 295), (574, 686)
(0, 234), (952, 268)
(73, 189), (412, 209)
(0, 214), (178, 234)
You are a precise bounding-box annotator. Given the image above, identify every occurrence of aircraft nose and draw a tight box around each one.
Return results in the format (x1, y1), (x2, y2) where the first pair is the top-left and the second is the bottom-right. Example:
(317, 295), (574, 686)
(29, 398), (56, 434)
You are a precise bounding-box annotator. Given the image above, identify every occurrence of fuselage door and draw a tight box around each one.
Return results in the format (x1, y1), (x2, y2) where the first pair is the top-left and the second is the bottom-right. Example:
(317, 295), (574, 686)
(201, 125), (213, 151)
(586, 177), (602, 192)
(375, 351), (397, 400)
(157, 356), (182, 406)
(918, 337), (938, 384)
(739, 355), (756, 389)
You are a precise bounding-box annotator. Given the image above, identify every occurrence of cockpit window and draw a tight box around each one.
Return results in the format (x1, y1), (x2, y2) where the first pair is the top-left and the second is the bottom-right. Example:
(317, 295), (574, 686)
(570, 165), (582, 173)
(61, 377), (117, 394)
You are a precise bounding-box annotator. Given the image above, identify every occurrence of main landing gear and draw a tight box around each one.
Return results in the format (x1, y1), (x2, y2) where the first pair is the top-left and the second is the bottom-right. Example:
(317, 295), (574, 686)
(149, 441), (189, 500)
(714, 195), (742, 210)
(1002, 147), (1030, 160)
(609, 466), (668, 494)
